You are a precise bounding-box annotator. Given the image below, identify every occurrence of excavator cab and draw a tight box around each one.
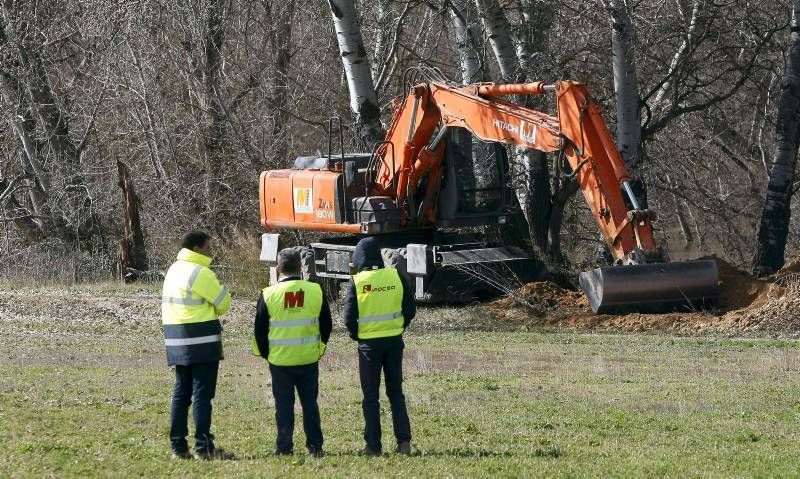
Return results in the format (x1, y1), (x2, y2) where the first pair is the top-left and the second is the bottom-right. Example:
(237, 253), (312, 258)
(437, 128), (511, 225)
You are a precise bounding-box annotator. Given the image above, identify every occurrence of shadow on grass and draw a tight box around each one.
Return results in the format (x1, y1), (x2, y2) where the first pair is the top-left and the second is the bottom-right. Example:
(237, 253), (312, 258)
(238, 448), (525, 460)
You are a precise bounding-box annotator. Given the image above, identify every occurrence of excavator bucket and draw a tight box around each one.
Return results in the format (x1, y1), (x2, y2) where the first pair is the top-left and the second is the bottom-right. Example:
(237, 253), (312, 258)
(579, 260), (719, 314)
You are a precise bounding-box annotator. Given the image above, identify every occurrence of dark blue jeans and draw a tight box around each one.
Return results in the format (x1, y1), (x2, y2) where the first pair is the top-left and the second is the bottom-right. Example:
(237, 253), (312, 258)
(169, 361), (219, 453)
(358, 336), (412, 452)
(269, 362), (323, 453)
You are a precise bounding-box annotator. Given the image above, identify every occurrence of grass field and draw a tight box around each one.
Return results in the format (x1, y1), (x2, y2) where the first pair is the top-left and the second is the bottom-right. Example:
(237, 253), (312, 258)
(2, 286), (800, 477)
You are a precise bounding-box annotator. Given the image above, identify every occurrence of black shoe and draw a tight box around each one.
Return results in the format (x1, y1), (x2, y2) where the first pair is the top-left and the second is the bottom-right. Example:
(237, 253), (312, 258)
(194, 446), (235, 460)
(360, 446), (381, 457)
(171, 450), (194, 460)
(396, 441), (412, 455)
(275, 449), (294, 456)
(307, 446), (325, 458)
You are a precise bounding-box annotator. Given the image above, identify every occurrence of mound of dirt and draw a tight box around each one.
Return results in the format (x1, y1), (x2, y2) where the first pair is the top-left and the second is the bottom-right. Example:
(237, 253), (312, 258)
(488, 256), (800, 335)
(711, 255), (771, 311)
(488, 281), (590, 322)
(779, 259), (800, 274)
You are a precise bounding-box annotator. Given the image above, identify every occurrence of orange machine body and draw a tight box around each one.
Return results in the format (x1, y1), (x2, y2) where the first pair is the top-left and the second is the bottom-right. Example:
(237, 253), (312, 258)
(260, 169), (361, 234)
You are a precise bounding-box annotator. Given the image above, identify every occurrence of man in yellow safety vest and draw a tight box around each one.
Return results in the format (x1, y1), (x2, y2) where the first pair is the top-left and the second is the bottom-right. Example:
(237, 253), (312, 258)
(162, 231), (232, 460)
(343, 237), (416, 456)
(253, 248), (332, 457)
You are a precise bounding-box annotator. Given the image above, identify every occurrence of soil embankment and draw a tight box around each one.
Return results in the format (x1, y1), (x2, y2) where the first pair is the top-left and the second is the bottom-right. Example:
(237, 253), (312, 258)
(488, 257), (800, 334)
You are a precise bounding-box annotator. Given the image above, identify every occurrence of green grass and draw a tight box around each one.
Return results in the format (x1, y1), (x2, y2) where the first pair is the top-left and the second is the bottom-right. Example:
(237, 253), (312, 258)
(2, 287), (800, 477)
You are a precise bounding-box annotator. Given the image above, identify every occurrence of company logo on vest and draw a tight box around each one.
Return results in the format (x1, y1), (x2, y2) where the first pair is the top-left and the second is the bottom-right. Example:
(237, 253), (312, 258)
(361, 284), (397, 294)
(283, 290), (305, 309)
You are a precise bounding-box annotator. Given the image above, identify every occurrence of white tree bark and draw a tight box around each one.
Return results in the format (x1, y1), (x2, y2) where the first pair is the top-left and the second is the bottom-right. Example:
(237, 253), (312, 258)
(0, 76), (49, 223)
(327, 0), (384, 146)
(474, 0), (518, 83)
(371, 0), (391, 83)
(608, 0), (643, 175)
(127, 41), (167, 182)
(451, 0), (484, 84)
(651, 0), (704, 112)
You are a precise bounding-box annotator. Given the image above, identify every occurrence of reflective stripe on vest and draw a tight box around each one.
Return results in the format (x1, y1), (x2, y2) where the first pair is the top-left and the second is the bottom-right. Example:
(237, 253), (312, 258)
(162, 260), (216, 326)
(255, 279), (324, 366)
(269, 334), (321, 346)
(161, 250), (224, 364)
(165, 334), (221, 346)
(358, 311), (403, 324)
(354, 268), (404, 339)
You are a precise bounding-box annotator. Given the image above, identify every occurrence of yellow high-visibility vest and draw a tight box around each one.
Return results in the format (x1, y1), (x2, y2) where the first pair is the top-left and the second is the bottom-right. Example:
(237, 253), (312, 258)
(255, 279), (324, 366)
(161, 248), (231, 365)
(354, 268), (404, 339)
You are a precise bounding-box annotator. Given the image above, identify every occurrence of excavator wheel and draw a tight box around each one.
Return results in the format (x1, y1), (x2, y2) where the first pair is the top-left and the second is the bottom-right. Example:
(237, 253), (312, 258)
(291, 246), (340, 300)
(291, 246), (317, 282)
(579, 259), (720, 314)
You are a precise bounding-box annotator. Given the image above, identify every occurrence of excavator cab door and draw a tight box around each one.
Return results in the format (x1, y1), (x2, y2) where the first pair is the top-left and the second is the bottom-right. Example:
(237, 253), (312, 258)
(437, 128), (511, 227)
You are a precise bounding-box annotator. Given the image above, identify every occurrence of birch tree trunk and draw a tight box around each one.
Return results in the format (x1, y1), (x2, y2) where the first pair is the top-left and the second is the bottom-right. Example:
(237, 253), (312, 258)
(752, 1), (800, 277)
(516, 1), (560, 257)
(4, 2), (80, 181)
(0, 70), (49, 216)
(371, 0), (391, 83)
(327, 0), (384, 146)
(473, 0), (560, 258)
(608, 0), (646, 207)
(651, 0), (705, 113)
(0, 2), (76, 240)
(450, 0), (486, 209)
(474, 0), (517, 83)
(451, 0), (484, 84)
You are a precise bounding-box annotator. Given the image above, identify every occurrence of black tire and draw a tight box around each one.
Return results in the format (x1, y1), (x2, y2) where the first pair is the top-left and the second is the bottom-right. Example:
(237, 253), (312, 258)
(291, 246), (317, 281)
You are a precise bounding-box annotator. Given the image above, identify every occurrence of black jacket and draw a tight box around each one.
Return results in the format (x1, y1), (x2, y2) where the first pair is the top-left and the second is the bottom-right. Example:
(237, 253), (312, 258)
(253, 276), (333, 359)
(343, 237), (416, 340)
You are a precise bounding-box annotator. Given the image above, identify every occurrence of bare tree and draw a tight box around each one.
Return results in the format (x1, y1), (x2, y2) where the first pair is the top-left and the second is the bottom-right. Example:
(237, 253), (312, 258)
(268, 0), (296, 163)
(474, 0), (517, 83)
(327, 0), (384, 146)
(451, 0), (485, 84)
(607, 0), (645, 205)
(753, 0), (800, 276)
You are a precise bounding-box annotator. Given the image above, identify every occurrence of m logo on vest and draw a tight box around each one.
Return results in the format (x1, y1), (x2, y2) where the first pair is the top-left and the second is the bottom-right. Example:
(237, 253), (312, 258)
(284, 290), (305, 309)
(362, 284), (396, 294)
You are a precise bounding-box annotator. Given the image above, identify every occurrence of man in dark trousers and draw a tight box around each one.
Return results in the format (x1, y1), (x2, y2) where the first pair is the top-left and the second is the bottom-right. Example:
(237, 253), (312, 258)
(162, 230), (233, 460)
(253, 248), (333, 457)
(344, 237), (416, 456)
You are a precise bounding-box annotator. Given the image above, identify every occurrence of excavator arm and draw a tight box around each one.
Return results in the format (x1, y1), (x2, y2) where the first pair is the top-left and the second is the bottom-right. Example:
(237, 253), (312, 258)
(374, 80), (655, 263)
(372, 80), (719, 312)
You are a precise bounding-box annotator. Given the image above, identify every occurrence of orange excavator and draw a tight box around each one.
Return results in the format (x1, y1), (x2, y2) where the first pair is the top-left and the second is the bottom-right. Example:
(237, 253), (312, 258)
(258, 70), (719, 313)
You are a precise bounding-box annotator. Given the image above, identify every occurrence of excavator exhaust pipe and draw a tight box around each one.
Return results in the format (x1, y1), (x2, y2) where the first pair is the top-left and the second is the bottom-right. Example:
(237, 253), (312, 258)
(579, 260), (719, 314)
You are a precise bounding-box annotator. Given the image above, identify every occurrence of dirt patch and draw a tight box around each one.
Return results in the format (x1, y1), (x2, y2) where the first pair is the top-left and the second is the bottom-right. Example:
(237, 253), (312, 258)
(488, 256), (800, 335)
(713, 256), (771, 311)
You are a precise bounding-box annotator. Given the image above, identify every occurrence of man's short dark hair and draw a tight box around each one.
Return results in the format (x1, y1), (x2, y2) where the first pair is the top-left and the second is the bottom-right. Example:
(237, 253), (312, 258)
(277, 248), (302, 276)
(181, 230), (211, 250)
